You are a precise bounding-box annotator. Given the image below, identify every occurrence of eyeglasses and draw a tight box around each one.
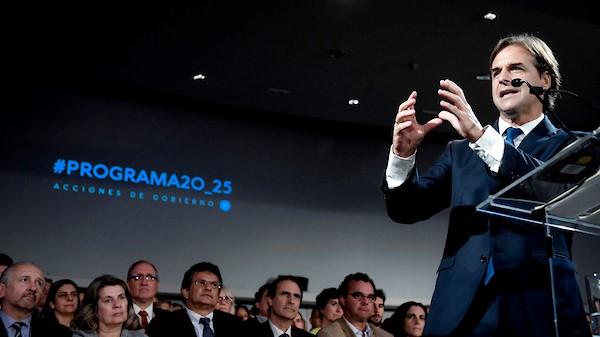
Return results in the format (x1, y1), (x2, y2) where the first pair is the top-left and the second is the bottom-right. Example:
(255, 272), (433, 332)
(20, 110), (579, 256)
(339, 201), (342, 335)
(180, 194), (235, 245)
(128, 274), (159, 282)
(218, 295), (234, 304)
(348, 292), (376, 303)
(192, 279), (221, 289)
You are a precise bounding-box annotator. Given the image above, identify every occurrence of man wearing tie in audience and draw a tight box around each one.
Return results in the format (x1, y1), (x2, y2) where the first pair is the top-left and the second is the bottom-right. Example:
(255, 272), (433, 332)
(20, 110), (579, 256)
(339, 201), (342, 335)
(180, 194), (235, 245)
(382, 34), (590, 336)
(146, 262), (244, 337)
(126, 260), (167, 330)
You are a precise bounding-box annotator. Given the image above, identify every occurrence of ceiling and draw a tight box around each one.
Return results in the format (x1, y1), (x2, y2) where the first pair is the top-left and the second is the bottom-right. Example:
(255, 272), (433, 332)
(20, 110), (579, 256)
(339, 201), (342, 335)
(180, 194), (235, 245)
(9, 1), (600, 136)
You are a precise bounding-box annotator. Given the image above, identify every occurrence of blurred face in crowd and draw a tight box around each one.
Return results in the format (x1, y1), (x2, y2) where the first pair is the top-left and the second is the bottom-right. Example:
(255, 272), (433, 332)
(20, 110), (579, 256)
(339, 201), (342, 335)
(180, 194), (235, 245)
(320, 298), (343, 324)
(404, 305), (426, 337)
(268, 280), (301, 322)
(127, 262), (159, 305)
(236, 306), (250, 321)
(216, 287), (234, 313)
(0, 263), (45, 319)
(370, 296), (385, 325)
(51, 283), (79, 315)
(340, 280), (375, 324)
(97, 285), (128, 329)
(293, 312), (305, 330)
(182, 271), (220, 312)
(256, 289), (270, 317)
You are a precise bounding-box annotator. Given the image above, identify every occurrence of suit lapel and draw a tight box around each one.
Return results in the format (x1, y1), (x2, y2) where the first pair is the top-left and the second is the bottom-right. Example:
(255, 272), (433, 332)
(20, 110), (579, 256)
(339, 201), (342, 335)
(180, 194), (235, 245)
(518, 116), (557, 153)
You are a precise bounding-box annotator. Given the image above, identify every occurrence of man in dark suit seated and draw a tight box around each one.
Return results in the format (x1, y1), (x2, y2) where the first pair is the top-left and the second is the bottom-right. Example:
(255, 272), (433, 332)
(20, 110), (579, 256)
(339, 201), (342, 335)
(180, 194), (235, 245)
(383, 33), (590, 337)
(126, 260), (167, 330)
(146, 261), (244, 337)
(247, 275), (313, 337)
(0, 262), (71, 337)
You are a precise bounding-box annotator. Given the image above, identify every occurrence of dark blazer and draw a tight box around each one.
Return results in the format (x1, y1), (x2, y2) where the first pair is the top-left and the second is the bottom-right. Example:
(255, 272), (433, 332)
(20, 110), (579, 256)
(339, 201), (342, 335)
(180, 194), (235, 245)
(0, 314), (72, 337)
(383, 117), (589, 337)
(146, 308), (245, 337)
(248, 320), (314, 337)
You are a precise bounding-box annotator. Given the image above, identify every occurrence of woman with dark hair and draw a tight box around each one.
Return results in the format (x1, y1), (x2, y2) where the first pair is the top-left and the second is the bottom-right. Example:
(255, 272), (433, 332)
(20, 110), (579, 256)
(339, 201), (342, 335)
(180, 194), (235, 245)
(381, 301), (427, 337)
(72, 275), (146, 337)
(42, 279), (80, 328)
(235, 304), (251, 321)
(309, 288), (343, 334)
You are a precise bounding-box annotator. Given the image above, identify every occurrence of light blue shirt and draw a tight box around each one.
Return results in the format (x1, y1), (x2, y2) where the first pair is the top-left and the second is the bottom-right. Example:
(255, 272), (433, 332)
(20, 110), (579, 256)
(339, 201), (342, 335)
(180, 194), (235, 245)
(0, 310), (32, 337)
(185, 308), (214, 337)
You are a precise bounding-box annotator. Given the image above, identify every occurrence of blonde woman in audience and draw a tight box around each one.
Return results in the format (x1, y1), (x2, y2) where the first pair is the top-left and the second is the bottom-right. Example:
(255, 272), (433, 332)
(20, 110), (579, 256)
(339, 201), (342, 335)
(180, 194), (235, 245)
(216, 286), (236, 315)
(72, 275), (146, 337)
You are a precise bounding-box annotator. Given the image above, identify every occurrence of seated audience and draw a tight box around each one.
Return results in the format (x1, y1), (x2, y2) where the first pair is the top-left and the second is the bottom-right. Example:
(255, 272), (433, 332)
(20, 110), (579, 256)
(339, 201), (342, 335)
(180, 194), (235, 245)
(0, 253), (13, 275)
(42, 279), (80, 328)
(155, 298), (172, 312)
(293, 312), (306, 330)
(0, 262), (71, 337)
(216, 286), (235, 315)
(310, 288), (343, 334)
(309, 307), (321, 332)
(126, 260), (167, 329)
(146, 261), (244, 337)
(381, 301), (427, 337)
(235, 305), (251, 321)
(369, 289), (386, 327)
(72, 274), (145, 337)
(317, 273), (391, 337)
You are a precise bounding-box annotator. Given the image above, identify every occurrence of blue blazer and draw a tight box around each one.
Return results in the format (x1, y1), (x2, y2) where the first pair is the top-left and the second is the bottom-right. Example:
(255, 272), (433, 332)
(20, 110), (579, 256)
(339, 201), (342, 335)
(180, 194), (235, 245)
(383, 117), (588, 336)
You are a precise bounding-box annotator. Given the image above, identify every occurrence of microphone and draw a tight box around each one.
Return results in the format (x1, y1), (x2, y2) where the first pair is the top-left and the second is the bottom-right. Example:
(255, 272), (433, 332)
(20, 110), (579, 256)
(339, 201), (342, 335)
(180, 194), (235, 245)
(510, 78), (545, 95)
(510, 78), (577, 140)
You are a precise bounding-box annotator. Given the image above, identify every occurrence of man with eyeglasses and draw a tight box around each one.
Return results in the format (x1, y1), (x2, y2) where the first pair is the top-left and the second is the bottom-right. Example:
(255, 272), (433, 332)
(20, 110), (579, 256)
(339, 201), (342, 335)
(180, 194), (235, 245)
(146, 261), (245, 337)
(318, 273), (391, 337)
(248, 275), (313, 337)
(0, 262), (71, 337)
(126, 260), (167, 330)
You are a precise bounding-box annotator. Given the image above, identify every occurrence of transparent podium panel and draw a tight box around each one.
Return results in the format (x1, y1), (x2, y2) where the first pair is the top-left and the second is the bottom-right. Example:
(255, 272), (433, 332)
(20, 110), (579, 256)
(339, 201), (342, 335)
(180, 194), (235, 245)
(477, 132), (600, 236)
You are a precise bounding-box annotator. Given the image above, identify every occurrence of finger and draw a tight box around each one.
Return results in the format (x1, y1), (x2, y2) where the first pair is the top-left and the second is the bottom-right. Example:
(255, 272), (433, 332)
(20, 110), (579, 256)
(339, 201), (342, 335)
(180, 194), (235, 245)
(394, 109), (416, 124)
(440, 79), (464, 97)
(398, 91), (418, 112)
(438, 88), (466, 112)
(393, 120), (413, 132)
(423, 118), (443, 134)
(438, 110), (461, 132)
(439, 100), (461, 117)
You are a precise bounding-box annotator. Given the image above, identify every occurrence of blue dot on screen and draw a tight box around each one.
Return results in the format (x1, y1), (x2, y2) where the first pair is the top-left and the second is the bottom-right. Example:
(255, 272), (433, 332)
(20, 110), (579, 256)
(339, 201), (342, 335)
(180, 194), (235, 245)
(219, 200), (232, 212)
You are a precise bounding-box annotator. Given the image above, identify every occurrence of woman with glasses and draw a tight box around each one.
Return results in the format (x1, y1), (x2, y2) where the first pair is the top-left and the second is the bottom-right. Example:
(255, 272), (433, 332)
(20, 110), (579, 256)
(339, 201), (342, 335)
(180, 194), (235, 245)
(42, 279), (80, 328)
(381, 302), (427, 337)
(72, 275), (146, 337)
(216, 286), (236, 315)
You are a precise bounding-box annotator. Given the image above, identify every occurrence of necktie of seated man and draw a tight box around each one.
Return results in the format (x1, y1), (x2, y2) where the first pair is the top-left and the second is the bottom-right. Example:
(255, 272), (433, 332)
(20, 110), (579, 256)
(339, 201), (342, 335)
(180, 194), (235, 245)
(199, 317), (215, 337)
(280, 334), (290, 337)
(11, 322), (26, 337)
(485, 126), (525, 286)
(139, 310), (149, 330)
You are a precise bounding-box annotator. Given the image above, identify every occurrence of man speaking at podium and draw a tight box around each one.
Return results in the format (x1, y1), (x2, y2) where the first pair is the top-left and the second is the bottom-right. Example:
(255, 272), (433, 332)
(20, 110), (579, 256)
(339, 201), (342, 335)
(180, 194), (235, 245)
(382, 34), (590, 337)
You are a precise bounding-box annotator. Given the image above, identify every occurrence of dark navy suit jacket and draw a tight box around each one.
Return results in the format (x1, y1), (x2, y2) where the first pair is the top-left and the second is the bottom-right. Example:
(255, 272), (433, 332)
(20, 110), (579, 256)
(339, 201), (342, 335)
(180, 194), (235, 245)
(383, 117), (589, 337)
(146, 308), (245, 337)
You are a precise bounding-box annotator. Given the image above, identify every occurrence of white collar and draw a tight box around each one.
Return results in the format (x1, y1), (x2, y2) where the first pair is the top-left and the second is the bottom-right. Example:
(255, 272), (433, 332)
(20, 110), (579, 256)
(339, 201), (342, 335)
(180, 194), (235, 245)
(498, 114), (544, 138)
(268, 319), (292, 337)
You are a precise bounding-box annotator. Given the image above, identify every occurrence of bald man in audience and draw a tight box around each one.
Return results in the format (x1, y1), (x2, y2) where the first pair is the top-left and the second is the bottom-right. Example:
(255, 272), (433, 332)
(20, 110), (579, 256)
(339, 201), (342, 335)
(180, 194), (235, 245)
(126, 260), (167, 329)
(0, 262), (71, 337)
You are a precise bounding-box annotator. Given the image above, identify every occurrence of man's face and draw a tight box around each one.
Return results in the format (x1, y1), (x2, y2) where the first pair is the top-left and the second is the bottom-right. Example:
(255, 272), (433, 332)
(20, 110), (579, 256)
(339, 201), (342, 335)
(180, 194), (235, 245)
(127, 262), (159, 305)
(267, 280), (301, 322)
(256, 289), (270, 317)
(369, 296), (384, 325)
(491, 44), (550, 121)
(340, 280), (375, 323)
(182, 271), (220, 311)
(0, 264), (45, 316)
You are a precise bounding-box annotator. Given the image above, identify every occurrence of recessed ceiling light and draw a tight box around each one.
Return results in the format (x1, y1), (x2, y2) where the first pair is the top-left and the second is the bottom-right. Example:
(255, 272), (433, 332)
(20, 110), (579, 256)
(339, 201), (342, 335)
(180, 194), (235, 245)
(193, 73), (206, 80)
(348, 99), (359, 105)
(483, 12), (497, 20)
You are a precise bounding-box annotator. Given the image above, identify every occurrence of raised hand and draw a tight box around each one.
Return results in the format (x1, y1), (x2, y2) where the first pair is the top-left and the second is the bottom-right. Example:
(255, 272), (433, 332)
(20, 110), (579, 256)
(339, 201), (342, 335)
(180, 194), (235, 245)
(437, 79), (484, 142)
(392, 91), (443, 157)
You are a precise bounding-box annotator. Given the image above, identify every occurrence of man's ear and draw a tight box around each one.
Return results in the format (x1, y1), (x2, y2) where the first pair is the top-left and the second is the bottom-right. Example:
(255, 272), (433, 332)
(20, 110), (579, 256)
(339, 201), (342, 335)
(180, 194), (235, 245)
(181, 288), (189, 301)
(541, 71), (552, 90)
(267, 296), (273, 308)
(0, 283), (5, 299)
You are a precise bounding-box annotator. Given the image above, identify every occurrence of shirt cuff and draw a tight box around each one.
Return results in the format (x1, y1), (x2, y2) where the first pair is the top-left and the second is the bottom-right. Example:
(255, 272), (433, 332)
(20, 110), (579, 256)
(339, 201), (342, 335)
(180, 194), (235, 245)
(385, 146), (416, 189)
(468, 125), (504, 173)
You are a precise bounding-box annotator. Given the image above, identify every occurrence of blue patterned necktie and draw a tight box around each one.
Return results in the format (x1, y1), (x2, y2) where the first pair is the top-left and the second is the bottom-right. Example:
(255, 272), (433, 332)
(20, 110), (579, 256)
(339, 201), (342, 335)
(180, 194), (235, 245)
(505, 127), (523, 146)
(199, 317), (215, 337)
(11, 322), (26, 337)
